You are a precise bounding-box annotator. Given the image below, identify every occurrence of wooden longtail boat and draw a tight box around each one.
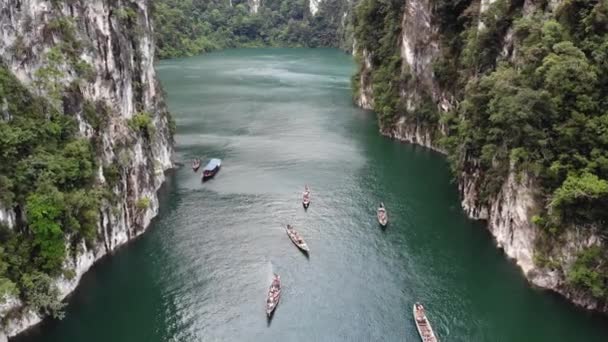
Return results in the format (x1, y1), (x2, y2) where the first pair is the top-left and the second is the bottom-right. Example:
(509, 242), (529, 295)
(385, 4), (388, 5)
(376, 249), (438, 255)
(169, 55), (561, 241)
(192, 158), (201, 172)
(286, 225), (310, 253)
(413, 303), (438, 342)
(302, 185), (311, 209)
(266, 274), (281, 317)
(377, 202), (388, 227)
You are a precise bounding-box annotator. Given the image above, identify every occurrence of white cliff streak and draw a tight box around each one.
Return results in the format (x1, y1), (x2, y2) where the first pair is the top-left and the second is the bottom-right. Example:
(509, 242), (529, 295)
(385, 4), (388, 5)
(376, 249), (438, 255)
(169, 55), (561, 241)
(310, 0), (320, 15)
(356, 49), (374, 110)
(0, 208), (15, 229)
(478, 0), (498, 29)
(0, 0), (173, 337)
(248, 0), (260, 13)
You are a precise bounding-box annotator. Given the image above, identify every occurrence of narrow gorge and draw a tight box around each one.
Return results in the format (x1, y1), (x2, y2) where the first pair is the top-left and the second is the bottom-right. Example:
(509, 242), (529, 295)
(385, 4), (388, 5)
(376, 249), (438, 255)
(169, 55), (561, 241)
(0, 0), (172, 339)
(352, 0), (608, 313)
(1, 0), (608, 340)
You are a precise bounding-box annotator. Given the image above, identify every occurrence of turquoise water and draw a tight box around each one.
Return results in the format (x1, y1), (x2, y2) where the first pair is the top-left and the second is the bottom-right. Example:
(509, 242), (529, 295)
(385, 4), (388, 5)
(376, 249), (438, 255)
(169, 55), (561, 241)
(14, 48), (608, 341)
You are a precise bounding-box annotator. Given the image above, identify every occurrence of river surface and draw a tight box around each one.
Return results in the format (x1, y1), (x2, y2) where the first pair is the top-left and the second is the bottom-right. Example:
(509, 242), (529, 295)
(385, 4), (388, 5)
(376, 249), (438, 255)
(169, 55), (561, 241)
(15, 48), (608, 342)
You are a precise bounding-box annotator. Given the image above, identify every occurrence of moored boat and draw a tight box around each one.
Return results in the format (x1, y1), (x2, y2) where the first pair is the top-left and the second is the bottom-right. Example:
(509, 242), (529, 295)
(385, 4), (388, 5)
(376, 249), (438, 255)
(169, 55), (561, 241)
(202, 158), (221, 181)
(192, 158), (201, 171)
(266, 274), (281, 317)
(377, 202), (388, 227)
(286, 224), (310, 253)
(413, 303), (438, 342)
(302, 185), (311, 209)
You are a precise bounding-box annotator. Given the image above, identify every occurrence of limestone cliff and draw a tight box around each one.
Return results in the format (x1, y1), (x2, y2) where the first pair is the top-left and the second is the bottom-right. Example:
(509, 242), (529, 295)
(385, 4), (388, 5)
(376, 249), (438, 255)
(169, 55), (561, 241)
(353, 0), (608, 312)
(0, 0), (173, 338)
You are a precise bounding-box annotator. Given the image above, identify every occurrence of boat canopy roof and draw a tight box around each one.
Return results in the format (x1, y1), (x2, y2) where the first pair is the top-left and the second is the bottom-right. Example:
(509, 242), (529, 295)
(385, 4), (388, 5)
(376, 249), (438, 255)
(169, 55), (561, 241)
(203, 158), (221, 171)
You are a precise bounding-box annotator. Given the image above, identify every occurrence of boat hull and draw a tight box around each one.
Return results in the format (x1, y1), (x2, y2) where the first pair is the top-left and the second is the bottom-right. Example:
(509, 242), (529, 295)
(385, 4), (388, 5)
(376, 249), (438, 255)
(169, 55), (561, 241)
(266, 276), (281, 317)
(302, 194), (310, 209)
(377, 212), (388, 227)
(192, 160), (201, 172)
(413, 304), (438, 342)
(202, 166), (220, 181)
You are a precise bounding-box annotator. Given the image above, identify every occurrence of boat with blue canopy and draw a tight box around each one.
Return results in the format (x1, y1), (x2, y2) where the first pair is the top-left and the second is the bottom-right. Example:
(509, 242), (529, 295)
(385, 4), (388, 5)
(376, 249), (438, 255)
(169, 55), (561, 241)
(202, 158), (221, 181)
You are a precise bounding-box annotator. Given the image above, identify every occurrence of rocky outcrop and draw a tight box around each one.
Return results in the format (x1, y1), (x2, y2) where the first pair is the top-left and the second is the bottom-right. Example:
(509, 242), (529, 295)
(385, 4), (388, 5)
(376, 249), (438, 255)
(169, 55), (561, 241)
(0, 0), (173, 337)
(460, 162), (606, 311)
(354, 0), (452, 149)
(354, 0), (606, 313)
(0, 208), (15, 229)
(247, 0), (260, 13)
(399, 0), (440, 106)
(356, 49), (374, 110)
(380, 116), (444, 153)
(460, 164), (542, 279)
(310, 0), (321, 15)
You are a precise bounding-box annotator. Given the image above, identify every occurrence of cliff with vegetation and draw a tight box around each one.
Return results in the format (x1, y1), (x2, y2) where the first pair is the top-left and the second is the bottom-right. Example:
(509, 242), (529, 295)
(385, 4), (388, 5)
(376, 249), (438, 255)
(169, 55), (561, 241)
(152, 0), (356, 59)
(0, 0), (173, 339)
(352, 0), (608, 312)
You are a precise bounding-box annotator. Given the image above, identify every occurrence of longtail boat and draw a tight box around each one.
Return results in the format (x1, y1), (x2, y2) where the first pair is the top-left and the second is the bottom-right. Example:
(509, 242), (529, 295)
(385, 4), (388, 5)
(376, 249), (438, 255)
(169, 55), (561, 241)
(302, 185), (311, 209)
(192, 158), (201, 172)
(377, 202), (388, 227)
(202, 158), (221, 181)
(266, 274), (281, 317)
(413, 303), (438, 342)
(286, 225), (310, 253)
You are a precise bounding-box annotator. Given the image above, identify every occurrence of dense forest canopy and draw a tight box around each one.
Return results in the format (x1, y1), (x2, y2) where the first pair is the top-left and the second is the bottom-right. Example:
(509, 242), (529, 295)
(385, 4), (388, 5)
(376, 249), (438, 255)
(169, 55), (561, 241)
(0, 64), (97, 318)
(353, 0), (608, 301)
(152, 0), (353, 59)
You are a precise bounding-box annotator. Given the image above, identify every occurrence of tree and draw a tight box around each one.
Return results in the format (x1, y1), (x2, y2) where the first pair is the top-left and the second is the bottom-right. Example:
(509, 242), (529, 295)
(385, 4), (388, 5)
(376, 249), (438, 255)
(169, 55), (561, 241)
(26, 185), (66, 274)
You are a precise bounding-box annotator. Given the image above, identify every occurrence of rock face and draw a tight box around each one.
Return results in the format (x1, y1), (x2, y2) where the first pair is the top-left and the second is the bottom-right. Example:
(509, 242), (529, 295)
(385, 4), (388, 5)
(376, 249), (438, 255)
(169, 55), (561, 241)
(355, 49), (374, 110)
(247, 0), (260, 13)
(0, 0), (173, 337)
(309, 0), (321, 15)
(353, 0), (606, 312)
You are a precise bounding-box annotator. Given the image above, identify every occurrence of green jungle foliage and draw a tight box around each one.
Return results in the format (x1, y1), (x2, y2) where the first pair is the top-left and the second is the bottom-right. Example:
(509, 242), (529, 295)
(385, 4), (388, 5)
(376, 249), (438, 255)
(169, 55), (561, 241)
(152, 0), (350, 59)
(353, 0), (608, 299)
(0, 65), (101, 317)
(352, 0), (406, 126)
(128, 112), (156, 138)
